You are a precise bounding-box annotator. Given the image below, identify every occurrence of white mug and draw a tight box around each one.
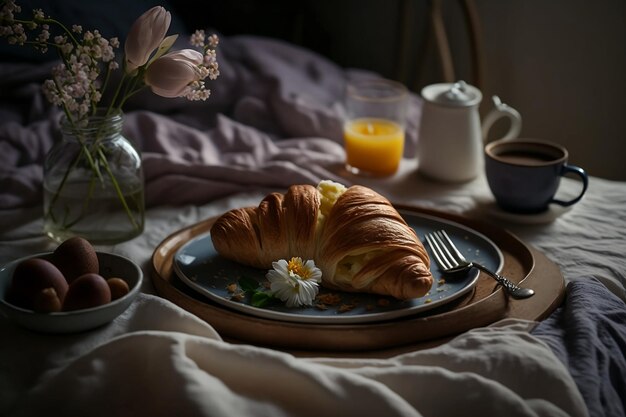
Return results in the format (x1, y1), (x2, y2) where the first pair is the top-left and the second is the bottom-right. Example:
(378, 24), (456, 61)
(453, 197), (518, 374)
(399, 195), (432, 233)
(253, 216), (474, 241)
(417, 81), (522, 183)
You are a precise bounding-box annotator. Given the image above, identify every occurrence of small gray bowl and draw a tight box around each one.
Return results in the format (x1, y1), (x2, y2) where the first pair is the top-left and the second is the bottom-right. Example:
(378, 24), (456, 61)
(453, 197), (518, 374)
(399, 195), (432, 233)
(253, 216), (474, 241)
(0, 252), (142, 333)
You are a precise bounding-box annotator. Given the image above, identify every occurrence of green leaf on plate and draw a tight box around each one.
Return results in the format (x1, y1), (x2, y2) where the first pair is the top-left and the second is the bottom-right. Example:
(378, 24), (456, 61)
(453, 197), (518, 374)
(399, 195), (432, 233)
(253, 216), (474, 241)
(250, 292), (275, 308)
(238, 276), (276, 308)
(239, 276), (259, 293)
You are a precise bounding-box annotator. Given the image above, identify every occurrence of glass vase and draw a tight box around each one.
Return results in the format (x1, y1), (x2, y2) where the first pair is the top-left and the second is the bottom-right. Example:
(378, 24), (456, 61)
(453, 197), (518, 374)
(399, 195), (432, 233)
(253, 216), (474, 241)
(43, 111), (145, 244)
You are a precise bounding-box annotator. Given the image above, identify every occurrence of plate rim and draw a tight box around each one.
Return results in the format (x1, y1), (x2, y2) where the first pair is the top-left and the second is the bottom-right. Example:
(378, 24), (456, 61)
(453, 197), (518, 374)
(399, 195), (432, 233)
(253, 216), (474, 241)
(172, 211), (504, 324)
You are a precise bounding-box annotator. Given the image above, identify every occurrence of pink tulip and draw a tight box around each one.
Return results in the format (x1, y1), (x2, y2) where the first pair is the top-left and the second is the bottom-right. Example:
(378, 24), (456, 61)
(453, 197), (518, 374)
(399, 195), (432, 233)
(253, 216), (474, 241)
(124, 6), (171, 73)
(144, 49), (204, 98)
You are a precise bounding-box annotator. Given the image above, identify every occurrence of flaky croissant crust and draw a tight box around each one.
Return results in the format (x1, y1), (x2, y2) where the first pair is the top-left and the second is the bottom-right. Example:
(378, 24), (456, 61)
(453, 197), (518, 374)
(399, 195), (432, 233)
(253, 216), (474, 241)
(210, 184), (433, 299)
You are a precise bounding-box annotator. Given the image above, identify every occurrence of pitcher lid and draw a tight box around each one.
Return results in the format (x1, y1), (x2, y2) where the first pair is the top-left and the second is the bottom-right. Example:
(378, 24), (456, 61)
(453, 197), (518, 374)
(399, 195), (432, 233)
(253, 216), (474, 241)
(421, 80), (482, 107)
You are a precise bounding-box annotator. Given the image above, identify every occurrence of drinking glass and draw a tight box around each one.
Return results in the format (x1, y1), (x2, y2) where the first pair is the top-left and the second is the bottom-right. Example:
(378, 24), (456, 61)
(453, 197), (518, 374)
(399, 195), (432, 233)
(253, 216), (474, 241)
(343, 79), (409, 176)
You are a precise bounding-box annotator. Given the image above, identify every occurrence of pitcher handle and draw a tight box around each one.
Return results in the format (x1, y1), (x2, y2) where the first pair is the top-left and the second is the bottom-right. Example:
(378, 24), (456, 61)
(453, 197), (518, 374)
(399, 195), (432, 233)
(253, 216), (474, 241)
(482, 95), (522, 143)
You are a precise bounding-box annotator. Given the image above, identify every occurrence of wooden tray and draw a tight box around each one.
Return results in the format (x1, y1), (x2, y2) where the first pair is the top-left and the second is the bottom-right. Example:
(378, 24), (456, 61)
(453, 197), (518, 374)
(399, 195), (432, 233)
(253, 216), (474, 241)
(151, 206), (564, 356)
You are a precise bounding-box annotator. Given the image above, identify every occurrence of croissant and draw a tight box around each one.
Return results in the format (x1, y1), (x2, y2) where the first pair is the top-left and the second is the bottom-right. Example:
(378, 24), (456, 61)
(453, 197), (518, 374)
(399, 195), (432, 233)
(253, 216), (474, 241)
(210, 181), (433, 299)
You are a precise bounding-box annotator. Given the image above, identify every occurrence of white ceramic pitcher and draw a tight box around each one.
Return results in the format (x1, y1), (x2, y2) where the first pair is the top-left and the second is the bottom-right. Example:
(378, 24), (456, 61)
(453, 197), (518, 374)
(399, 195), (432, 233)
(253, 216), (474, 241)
(417, 80), (522, 182)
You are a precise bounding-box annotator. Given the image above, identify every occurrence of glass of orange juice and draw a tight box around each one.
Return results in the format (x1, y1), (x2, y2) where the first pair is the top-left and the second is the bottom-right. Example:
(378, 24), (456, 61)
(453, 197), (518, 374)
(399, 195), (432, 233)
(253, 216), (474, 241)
(344, 79), (409, 176)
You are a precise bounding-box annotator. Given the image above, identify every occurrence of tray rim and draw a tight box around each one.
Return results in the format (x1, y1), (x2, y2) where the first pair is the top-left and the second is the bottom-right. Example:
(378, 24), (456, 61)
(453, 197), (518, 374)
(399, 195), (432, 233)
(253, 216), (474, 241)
(150, 205), (564, 354)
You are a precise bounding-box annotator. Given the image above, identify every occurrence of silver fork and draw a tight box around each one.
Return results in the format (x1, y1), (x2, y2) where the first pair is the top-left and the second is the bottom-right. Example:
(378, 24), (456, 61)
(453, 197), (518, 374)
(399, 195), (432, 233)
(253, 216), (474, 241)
(425, 230), (535, 299)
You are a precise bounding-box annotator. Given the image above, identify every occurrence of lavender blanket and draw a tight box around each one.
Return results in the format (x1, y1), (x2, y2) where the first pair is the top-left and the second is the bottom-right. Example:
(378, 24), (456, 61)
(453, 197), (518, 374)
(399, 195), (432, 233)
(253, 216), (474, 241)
(0, 35), (421, 209)
(532, 277), (626, 417)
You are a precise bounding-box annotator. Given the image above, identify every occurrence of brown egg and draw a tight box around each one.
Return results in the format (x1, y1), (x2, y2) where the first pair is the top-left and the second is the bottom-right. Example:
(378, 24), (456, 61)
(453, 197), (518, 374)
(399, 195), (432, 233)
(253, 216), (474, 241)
(9, 258), (69, 310)
(107, 277), (130, 300)
(52, 236), (99, 284)
(63, 273), (111, 311)
(32, 288), (63, 313)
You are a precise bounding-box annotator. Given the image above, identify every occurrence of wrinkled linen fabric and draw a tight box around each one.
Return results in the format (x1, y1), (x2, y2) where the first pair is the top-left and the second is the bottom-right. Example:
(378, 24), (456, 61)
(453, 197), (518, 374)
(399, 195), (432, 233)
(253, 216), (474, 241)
(0, 295), (586, 417)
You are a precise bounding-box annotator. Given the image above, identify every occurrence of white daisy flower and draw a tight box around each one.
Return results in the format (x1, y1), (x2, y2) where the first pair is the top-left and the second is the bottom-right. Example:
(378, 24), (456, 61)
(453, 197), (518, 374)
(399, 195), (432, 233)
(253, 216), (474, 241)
(266, 257), (322, 307)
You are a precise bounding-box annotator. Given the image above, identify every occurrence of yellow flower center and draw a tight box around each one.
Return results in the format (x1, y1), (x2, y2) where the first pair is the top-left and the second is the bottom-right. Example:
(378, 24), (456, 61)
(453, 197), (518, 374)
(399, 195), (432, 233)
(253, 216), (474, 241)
(287, 257), (311, 280)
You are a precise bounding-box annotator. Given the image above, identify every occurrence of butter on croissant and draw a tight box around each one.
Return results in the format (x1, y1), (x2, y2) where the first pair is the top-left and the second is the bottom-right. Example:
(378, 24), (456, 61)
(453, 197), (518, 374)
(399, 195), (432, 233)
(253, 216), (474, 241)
(210, 181), (433, 299)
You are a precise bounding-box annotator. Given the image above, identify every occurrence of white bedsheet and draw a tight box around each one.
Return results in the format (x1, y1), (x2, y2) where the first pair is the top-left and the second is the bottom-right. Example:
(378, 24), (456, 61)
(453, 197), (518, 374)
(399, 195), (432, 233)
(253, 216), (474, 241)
(1, 295), (585, 417)
(3, 163), (626, 416)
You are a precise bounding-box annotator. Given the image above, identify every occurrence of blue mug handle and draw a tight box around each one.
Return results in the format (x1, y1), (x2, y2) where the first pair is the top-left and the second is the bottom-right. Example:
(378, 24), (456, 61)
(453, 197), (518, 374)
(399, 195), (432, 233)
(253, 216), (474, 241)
(551, 164), (589, 207)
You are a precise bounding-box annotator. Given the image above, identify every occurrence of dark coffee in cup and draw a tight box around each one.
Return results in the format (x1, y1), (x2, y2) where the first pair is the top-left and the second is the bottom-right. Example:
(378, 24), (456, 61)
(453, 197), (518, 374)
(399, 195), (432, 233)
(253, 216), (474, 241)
(495, 151), (555, 165)
(485, 139), (588, 213)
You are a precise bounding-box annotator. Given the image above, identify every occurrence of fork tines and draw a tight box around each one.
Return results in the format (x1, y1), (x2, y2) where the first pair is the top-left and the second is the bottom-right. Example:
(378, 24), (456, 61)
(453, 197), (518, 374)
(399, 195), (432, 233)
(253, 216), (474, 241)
(425, 230), (464, 271)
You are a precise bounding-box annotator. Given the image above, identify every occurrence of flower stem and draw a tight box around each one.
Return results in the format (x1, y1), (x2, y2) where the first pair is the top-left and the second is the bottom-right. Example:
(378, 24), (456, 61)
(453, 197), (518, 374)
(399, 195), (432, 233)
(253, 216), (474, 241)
(57, 99), (103, 177)
(96, 147), (140, 231)
(44, 148), (81, 223)
(117, 84), (147, 108)
(108, 72), (128, 112)
(61, 173), (97, 229)
(41, 17), (80, 46)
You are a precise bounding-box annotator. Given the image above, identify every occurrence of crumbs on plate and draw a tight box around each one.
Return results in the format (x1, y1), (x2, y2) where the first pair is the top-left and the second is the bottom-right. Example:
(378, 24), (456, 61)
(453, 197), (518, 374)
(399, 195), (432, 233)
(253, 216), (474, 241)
(315, 292), (342, 306)
(377, 298), (391, 307)
(315, 293), (384, 314)
(226, 282), (245, 302)
(338, 303), (356, 313)
(212, 269), (230, 281)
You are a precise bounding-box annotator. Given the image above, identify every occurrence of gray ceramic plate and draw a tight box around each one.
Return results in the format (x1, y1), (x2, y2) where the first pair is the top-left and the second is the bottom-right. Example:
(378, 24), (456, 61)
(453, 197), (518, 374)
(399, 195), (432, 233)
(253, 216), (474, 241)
(0, 252), (142, 333)
(173, 212), (503, 324)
